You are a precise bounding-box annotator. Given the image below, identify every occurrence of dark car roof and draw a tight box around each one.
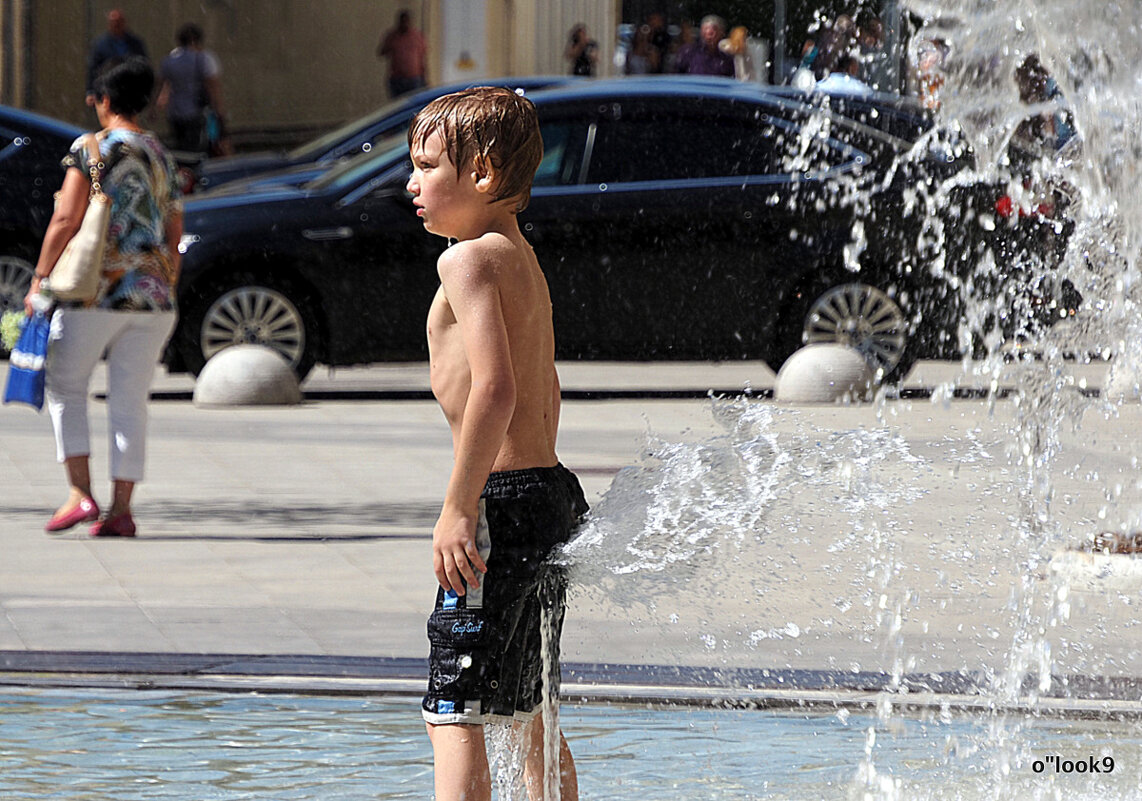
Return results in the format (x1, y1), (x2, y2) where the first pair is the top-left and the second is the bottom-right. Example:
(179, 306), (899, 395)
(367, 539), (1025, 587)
(525, 75), (792, 105)
(289, 74), (576, 162)
(530, 77), (922, 141)
(527, 77), (933, 147)
(522, 74), (922, 107)
(195, 76), (577, 190)
(0, 105), (85, 142)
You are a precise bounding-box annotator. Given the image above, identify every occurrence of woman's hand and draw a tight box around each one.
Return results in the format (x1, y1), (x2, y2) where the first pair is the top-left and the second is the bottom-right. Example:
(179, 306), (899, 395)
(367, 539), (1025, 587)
(24, 276), (43, 316)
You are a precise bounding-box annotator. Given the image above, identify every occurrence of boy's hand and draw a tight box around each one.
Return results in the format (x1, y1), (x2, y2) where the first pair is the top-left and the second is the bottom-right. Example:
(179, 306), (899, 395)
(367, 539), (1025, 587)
(432, 506), (488, 595)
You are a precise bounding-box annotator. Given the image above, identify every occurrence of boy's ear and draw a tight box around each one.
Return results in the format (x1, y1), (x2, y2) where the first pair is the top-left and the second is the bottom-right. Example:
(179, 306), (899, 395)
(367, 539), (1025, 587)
(472, 155), (497, 195)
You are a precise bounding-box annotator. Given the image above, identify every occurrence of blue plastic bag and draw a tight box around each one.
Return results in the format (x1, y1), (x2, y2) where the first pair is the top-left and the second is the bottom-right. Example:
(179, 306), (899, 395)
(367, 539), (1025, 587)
(3, 311), (49, 411)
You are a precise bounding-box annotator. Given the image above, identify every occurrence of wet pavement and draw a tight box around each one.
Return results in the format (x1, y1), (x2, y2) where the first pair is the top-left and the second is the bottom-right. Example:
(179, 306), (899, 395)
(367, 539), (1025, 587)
(2, 357), (1139, 714)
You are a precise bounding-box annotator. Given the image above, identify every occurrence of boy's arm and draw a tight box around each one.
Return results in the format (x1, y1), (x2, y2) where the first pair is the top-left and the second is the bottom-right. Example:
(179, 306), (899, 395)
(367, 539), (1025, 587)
(434, 243), (517, 595)
(550, 368), (561, 446)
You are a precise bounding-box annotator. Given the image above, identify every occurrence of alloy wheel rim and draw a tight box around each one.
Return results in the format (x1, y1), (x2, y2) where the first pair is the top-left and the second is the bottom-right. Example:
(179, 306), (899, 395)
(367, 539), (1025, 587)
(804, 283), (906, 373)
(0, 256), (34, 316)
(201, 286), (305, 367)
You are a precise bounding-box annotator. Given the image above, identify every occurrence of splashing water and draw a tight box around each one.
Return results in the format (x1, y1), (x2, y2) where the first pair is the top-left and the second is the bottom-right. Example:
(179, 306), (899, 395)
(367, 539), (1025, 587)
(564, 397), (930, 676)
(521, 3), (1142, 798)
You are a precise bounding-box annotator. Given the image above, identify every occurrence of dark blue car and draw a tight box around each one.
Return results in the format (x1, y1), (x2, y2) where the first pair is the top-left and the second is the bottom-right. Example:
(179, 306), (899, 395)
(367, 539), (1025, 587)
(0, 106), (84, 348)
(170, 77), (1070, 380)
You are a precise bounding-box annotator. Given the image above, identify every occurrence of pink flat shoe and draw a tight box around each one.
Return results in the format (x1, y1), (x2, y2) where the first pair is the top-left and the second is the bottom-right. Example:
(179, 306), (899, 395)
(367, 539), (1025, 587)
(90, 512), (136, 538)
(45, 497), (100, 533)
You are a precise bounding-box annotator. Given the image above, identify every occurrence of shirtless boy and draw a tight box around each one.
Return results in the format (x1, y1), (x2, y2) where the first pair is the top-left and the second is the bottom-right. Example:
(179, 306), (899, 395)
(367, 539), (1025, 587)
(407, 87), (588, 800)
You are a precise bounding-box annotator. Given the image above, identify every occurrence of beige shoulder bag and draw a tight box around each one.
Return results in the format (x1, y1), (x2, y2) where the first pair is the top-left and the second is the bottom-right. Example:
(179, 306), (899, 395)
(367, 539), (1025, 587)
(45, 133), (110, 302)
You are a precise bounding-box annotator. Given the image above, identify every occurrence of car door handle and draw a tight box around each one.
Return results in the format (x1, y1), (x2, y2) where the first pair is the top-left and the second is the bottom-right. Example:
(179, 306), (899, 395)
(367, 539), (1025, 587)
(302, 227), (354, 241)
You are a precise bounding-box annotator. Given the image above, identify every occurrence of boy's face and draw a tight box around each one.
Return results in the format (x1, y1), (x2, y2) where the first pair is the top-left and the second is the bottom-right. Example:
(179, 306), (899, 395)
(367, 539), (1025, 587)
(407, 129), (484, 239)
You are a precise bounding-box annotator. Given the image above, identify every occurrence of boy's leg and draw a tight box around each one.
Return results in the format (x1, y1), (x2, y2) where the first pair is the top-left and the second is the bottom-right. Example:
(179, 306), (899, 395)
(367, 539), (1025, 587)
(427, 722), (491, 801)
(521, 713), (578, 801)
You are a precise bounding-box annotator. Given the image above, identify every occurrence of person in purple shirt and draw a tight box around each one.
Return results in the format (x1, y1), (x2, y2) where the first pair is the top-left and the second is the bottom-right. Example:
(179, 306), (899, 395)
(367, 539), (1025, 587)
(673, 15), (734, 77)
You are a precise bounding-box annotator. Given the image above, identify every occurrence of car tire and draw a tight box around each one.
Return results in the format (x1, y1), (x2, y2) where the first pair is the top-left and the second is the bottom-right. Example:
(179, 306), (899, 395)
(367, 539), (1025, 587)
(0, 253), (36, 357)
(178, 274), (320, 380)
(772, 281), (913, 381)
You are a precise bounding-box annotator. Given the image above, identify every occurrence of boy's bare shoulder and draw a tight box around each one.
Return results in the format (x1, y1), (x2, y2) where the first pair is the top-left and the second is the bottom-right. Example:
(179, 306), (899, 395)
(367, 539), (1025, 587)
(437, 233), (521, 285)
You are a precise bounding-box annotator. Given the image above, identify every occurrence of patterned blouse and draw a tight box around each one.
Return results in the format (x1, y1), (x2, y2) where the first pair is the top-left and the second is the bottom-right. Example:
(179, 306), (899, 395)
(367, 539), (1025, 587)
(61, 129), (182, 311)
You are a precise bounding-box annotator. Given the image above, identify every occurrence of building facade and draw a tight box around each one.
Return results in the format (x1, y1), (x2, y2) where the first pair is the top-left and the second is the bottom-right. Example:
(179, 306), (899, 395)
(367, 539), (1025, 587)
(0, 0), (617, 145)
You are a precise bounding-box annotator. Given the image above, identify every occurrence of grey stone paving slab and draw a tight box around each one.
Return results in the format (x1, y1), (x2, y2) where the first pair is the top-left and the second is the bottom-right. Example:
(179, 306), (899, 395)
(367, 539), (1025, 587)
(287, 609), (428, 658)
(143, 605), (324, 654)
(6, 605), (172, 652)
(1, 359), (1139, 700)
(0, 614), (25, 649)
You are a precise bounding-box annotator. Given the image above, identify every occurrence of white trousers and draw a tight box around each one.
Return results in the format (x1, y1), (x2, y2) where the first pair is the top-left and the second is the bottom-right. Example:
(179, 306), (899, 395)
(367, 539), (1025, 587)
(45, 308), (176, 483)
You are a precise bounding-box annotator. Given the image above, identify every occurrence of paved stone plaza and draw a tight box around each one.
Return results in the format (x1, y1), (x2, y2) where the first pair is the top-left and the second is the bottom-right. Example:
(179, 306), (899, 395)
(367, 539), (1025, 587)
(1, 359), (1138, 711)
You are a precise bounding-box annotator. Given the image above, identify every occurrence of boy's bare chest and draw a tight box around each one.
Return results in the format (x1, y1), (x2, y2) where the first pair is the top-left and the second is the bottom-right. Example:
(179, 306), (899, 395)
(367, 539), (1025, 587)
(426, 286), (469, 408)
(426, 286), (458, 351)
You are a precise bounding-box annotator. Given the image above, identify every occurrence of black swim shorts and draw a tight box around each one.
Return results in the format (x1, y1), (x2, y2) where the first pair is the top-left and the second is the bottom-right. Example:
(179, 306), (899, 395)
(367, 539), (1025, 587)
(422, 463), (588, 725)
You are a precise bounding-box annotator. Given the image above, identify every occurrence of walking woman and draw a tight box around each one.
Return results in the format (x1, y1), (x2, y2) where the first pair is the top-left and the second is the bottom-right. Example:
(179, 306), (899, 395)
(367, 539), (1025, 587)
(24, 57), (182, 537)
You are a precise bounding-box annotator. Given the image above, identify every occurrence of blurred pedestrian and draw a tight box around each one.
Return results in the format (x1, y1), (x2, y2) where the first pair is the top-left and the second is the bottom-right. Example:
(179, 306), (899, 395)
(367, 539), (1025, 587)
(910, 37), (948, 110)
(86, 9), (148, 106)
(157, 23), (228, 156)
(855, 11), (888, 91)
(817, 54), (873, 96)
(664, 18), (695, 73)
(1014, 54), (1076, 153)
(624, 25), (656, 75)
(792, 31), (821, 88)
(25, 57), (182, 539)
(719, 25), (756, 82)
(377, 10), (428, 98)
(811, 14), (855, 80)
(646, 13), (671, 73)
(673, 15), (734, 77)
(565, 24), (598, 76)
(676, 18), (695, 48)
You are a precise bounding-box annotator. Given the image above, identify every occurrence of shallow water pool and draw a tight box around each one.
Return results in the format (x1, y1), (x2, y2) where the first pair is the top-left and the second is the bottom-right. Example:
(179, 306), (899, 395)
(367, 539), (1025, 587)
(2, 688), (1141, 800)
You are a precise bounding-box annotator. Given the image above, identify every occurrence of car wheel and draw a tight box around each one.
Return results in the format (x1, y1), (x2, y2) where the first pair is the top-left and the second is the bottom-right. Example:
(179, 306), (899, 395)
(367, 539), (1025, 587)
(0, 254), (35, 356)
(179, 277), (319, 380)
(774, 282), (912, 379)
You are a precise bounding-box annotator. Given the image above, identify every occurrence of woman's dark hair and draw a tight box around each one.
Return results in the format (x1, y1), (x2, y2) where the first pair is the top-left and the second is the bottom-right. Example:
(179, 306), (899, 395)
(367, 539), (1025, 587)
(92, 56), (154, 117)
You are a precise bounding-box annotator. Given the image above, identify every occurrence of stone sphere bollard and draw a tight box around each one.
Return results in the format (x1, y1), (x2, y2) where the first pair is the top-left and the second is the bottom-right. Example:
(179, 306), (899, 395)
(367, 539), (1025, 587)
(193, 345), (302, 407)
(1105, 361), (1142, 403)
(774, 344), (878, 404)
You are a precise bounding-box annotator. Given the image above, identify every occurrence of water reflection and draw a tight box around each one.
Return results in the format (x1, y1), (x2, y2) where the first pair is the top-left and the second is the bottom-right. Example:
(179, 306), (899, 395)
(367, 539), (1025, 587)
(2, 689), (1141, 800)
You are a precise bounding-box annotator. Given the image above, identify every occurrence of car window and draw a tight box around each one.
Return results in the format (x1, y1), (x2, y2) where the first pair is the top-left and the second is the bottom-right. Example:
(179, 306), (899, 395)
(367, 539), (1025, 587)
(586, 113), (779, 184)
(533, 122), (587, 187)
(312, 120), (586, 195)
(288, 97), (412, 162)
(773, 113), (868, 176)
(307, 133), (409, 192)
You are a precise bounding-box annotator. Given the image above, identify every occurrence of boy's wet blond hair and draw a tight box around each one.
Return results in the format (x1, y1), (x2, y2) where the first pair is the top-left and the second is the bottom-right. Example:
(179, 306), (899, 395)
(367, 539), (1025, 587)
(408, 86), (544, 213)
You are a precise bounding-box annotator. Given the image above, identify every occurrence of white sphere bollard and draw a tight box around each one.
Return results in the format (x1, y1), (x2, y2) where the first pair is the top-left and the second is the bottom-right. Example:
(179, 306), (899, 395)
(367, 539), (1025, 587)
(1105, 361), (1142, 403)
(774, 344), (878, 404)
(193, 345), (302, 407)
